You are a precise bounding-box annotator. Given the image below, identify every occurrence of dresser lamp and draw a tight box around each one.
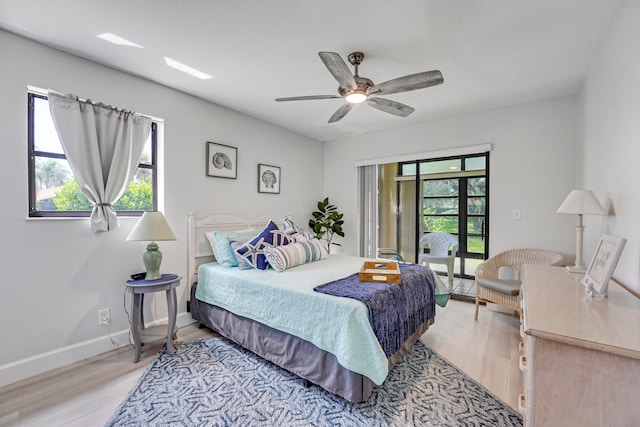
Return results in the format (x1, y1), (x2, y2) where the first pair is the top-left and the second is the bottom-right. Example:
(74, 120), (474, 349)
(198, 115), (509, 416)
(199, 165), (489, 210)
(556, 190), (606, 273)
(126, 211), (177, 280)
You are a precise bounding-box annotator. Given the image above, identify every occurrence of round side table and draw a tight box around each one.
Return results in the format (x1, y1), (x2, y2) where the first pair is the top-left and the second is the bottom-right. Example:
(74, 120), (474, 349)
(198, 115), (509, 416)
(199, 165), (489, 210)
(125, 274), (182, 363)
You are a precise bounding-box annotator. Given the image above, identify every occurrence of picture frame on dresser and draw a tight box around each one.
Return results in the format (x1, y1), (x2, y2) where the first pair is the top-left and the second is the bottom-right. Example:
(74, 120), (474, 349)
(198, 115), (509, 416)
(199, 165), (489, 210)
(581, 234), (627, 297)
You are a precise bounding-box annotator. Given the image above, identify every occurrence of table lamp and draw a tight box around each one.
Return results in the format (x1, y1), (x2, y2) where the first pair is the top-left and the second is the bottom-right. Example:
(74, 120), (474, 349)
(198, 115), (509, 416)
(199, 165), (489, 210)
(556, 190), (606, 273)
(126, 211), (177, 280)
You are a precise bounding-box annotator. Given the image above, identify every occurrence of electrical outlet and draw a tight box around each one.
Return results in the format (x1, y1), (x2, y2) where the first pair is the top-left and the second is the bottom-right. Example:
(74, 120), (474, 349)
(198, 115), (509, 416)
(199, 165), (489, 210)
(98, 308), (111, 325)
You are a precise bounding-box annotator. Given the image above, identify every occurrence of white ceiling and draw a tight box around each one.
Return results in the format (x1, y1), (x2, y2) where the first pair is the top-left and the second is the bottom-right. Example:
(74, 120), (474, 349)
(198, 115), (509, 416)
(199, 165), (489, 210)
(0, 0), (624, 142)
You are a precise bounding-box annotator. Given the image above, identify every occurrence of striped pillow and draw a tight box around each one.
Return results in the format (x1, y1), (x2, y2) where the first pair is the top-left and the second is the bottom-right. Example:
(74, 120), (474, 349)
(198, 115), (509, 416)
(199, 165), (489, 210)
(281, 215), (313, 241)
(264, 239), (328, 272)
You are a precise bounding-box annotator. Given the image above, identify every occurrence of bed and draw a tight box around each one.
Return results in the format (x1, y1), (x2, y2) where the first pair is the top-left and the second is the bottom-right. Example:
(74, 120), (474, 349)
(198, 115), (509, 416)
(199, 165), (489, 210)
(187, 212), (437, 403)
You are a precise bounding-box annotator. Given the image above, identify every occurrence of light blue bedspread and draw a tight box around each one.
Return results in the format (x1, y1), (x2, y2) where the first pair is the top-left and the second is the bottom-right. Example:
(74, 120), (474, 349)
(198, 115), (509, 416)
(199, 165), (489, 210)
(195, 255), (390, 384)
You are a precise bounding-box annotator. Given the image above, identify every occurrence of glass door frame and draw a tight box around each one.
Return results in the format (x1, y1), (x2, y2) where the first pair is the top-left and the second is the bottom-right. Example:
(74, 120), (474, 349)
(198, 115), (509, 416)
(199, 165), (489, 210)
(399, 152), (489, 279)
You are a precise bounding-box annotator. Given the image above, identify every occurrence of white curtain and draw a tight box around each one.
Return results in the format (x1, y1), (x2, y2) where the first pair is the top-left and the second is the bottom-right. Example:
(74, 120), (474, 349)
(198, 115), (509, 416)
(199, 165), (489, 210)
(357, 165), (378, 258)
(48, 90), (151, 231)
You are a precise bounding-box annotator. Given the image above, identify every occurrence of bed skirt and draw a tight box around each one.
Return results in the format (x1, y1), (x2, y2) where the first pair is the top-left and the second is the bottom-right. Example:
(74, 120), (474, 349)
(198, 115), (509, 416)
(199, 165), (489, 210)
(190, 282), (433, 402)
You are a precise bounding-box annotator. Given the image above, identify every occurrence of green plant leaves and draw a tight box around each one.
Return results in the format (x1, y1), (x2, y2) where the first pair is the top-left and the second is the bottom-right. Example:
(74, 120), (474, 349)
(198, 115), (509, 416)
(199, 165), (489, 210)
(309, 197), (344, 253)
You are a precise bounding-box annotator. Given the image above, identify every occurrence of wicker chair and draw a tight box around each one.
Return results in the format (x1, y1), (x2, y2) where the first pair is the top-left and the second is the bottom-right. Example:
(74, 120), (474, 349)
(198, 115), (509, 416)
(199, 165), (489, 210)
(473, 248), (564, 320)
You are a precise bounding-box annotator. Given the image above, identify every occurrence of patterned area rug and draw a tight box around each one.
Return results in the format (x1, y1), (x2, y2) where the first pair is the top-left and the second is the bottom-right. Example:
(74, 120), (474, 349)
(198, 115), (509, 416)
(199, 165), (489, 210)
(107, 338), (522, 426)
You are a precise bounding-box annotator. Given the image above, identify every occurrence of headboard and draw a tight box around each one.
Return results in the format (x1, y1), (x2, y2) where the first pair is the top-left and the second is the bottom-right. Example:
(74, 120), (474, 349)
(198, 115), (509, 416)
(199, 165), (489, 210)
(187, 212), (282, 285)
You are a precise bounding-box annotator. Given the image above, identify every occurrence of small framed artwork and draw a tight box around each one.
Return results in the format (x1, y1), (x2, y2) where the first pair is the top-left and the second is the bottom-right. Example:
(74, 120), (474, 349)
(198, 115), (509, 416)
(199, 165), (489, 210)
(257, 164), (281, 194)
(581, 234), (627, 297)
(206, 142), (237, 179)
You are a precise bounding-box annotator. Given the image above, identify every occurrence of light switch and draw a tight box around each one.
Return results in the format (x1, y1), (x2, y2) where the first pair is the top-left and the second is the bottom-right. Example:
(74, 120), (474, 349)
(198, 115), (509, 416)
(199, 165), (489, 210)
(512, 209), (521, 220)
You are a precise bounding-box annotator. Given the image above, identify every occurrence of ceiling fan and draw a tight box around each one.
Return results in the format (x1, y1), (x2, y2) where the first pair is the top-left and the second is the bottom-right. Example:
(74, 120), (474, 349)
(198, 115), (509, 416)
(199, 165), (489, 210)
(275, 51), (444, 123)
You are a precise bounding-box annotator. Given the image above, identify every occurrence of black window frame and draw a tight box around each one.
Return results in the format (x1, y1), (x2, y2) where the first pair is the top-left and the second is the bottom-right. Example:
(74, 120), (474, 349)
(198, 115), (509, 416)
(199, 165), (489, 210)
(27, 92), (158, 218)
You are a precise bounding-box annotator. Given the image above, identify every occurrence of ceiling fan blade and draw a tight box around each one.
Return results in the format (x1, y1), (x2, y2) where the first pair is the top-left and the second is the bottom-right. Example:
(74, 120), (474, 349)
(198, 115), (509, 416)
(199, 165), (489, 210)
(368, 70), (443, 96)
(367, 97), (415, 117)
(318, 52), (357, 91)
(275, 95), (342, 102)
(328, 103), (354, 123)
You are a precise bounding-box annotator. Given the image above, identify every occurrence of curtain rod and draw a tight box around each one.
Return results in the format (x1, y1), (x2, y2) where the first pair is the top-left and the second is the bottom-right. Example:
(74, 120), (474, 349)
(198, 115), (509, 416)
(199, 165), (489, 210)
(28, 85), (163, 122)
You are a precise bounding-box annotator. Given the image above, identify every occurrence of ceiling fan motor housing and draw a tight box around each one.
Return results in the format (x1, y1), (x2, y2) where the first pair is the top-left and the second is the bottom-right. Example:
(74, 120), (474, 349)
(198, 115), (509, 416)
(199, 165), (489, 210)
(339, 76), (374, 97)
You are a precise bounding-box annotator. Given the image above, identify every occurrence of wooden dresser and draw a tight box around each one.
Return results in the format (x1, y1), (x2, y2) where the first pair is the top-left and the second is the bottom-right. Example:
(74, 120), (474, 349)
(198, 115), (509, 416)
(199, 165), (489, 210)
(519, 265), (640, 427)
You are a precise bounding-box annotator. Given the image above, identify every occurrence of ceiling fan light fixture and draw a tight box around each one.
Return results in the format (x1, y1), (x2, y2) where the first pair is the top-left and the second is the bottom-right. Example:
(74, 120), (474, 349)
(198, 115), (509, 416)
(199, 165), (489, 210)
(345, 91), (367, 104)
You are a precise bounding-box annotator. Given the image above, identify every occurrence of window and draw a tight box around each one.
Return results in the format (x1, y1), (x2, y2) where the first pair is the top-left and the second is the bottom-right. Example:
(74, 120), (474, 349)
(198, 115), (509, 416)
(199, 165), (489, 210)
(27, 92), (158, 217)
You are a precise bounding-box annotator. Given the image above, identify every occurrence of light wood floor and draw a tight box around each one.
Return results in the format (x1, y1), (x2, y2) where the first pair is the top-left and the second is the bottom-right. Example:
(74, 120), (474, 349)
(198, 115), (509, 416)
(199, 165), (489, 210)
(0, 299), (522, 426)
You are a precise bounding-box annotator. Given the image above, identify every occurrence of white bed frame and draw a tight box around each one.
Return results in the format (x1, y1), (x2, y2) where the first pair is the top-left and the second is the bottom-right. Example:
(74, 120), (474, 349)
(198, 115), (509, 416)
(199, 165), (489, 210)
(187, 212), (283, 285)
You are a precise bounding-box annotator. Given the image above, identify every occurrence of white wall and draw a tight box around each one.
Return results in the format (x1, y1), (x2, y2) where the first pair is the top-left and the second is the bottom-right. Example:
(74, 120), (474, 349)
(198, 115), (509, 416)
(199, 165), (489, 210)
(579, 0), (640, 293)
(324, 96), (579, 261)
(0, 30), (323, 385)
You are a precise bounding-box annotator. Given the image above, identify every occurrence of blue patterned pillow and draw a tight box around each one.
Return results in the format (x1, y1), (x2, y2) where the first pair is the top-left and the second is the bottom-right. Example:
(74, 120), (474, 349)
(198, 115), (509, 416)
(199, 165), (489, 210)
(264, 239), (328, 272)
(204, 228), (259, 267)
(234, 220), (291, 270)
(282, 215), (313, 241)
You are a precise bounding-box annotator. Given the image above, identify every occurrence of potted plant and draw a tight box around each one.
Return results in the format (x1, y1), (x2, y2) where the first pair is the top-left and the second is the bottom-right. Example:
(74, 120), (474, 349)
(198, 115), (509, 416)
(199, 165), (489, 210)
(309, 197), (345, 253)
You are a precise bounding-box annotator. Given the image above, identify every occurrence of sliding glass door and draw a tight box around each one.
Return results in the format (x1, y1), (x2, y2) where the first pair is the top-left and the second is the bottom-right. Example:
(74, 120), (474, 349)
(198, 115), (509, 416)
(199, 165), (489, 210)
(377, 153), (489, 279)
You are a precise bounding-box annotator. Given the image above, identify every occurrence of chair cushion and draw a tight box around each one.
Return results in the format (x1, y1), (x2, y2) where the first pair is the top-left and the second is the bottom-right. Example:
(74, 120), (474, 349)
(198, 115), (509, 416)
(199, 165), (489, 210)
(476, 278), (522, 295)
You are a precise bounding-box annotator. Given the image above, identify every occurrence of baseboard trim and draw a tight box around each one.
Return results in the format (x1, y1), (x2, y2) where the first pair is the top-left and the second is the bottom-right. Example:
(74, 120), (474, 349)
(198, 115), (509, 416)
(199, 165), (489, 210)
(0, 313), (197, 388)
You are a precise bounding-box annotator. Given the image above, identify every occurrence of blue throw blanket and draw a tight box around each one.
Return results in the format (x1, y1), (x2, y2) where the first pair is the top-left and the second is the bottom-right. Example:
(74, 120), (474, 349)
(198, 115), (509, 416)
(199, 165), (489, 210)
(314, 263), (435, 357)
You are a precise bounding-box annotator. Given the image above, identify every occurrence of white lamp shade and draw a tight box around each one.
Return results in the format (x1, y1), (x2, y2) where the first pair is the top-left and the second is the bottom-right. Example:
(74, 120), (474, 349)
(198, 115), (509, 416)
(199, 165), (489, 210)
(126, 211), (177, 241)
(556, 190), (606, 215)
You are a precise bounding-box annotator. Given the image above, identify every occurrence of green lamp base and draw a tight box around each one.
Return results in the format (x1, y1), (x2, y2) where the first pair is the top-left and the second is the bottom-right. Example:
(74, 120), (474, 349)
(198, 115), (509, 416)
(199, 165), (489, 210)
(143, 241), (163, 280)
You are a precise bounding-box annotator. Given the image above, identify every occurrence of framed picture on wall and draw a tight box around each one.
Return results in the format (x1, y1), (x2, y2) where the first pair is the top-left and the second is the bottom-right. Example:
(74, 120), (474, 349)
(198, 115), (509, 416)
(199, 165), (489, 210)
(581, 234), (626, 297)
(257, 164), (280, 194)
(206, 142), (237, 179)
